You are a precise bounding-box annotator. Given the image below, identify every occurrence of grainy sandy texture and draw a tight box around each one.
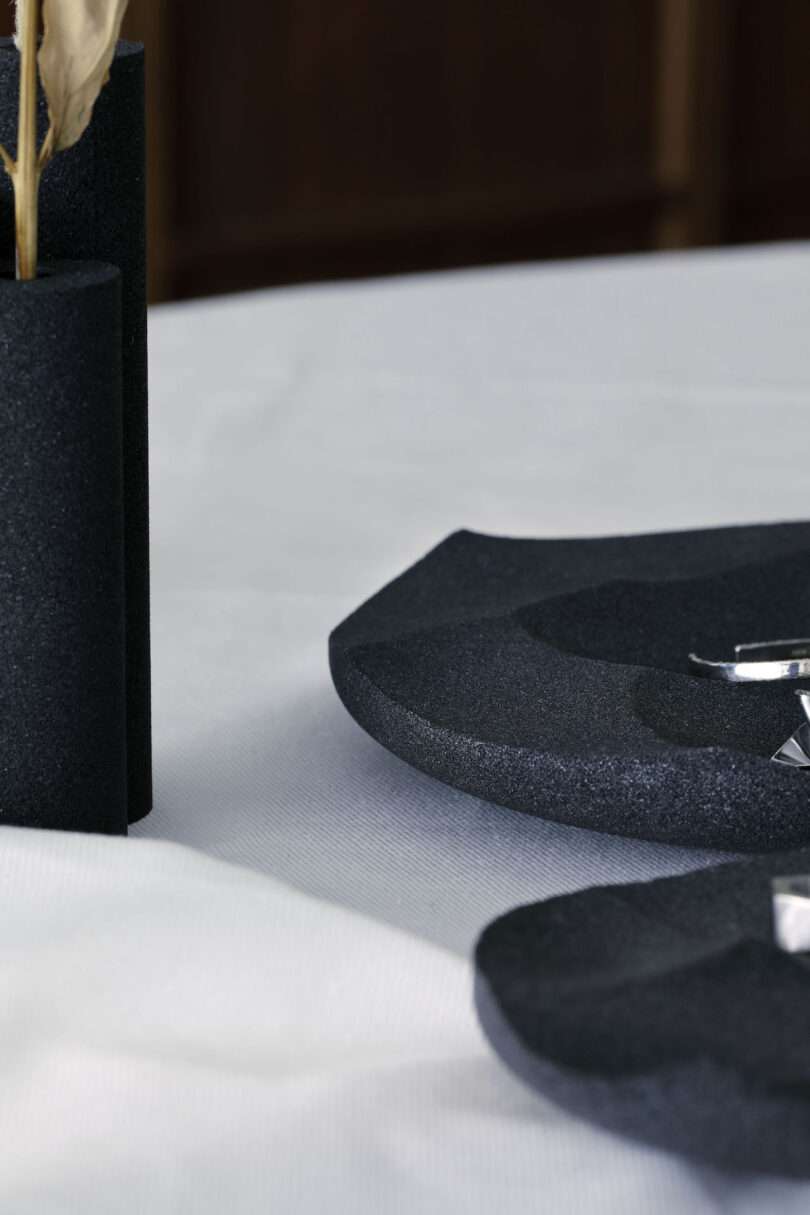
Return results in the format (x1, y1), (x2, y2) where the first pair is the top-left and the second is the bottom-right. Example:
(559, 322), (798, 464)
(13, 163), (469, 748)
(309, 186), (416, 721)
(476, 848), (810, 1175)
(330, 524), (810, 850)
(0, 39), (151, 822)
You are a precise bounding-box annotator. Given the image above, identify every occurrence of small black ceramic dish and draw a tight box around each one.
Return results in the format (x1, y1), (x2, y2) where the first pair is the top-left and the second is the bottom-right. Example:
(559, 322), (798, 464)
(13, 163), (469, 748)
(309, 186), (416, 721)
(329, 524), (810, 852)
(474, 852), (810, 1176)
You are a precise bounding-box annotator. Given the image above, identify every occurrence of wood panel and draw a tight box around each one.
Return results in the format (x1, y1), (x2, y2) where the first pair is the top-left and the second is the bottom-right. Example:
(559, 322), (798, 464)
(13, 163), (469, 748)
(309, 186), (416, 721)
(725, 0), (810, 244)
(654, 0), (731, 248)
(126, 0), (662, 299)
(0, 4), (807, 299)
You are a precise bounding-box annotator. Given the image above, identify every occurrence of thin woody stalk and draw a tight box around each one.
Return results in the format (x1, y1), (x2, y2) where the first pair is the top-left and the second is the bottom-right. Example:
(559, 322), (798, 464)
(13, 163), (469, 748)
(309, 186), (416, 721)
(0, 0), (131, 282)
(15, 0), (40, 280)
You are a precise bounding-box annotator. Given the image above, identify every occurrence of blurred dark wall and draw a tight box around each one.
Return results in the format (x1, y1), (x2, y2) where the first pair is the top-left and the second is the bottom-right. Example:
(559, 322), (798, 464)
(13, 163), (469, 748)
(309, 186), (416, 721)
(130, 0), (660, 301)
(4, 1), (810, 301)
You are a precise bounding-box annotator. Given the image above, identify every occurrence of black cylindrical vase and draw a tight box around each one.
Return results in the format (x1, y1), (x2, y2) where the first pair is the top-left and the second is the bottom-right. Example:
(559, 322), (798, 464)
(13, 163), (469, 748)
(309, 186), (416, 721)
(0, 263), (127, 834)
(0, 39), (151, 823)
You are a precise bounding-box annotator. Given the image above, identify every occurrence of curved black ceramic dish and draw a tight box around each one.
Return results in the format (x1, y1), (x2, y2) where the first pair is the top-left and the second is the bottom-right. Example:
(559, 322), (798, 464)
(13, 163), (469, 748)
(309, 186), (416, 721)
(329, 523), (810, 851)
(474, 852), (810, 1176)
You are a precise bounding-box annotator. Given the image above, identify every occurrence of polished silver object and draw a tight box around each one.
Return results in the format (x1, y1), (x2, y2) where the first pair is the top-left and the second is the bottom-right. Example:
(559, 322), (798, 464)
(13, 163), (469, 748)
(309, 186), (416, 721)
(689, 639), (810, 682)
(773, 689), (810, 769)
(772, 874), (810, 952)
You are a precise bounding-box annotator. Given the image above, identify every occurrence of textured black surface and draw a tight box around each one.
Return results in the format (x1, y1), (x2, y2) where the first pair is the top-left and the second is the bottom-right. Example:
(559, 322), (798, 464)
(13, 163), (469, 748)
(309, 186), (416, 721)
(0, 262), (127, 833)
(0, 39), (151, 823)
(330, 524), (810, 851)
(475, 850), (810, 1176)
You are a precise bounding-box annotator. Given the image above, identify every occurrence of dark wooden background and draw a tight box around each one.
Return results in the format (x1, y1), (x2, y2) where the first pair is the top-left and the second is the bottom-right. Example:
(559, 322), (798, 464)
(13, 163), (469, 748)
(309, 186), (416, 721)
(5, 0), (810, 301)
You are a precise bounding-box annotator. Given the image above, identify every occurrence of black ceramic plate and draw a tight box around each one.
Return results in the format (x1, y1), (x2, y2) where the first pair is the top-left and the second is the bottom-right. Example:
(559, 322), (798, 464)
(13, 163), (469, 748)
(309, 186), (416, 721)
(474, 852), (810, 1176)
(329, 523), (810, 851)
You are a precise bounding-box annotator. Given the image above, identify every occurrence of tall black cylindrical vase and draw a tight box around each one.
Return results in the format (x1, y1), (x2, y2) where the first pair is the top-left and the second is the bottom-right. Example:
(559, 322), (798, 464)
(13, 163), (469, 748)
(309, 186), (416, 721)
(0, 263), (127, 834)
(0, 39), (151, 823)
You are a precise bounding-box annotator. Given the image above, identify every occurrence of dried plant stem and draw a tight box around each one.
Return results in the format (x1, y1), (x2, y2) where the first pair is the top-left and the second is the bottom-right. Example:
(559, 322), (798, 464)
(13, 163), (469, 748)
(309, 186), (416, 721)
(14, 0), (40, 279)
(0, 0), (129, 279)
(0, 0), (40, 279)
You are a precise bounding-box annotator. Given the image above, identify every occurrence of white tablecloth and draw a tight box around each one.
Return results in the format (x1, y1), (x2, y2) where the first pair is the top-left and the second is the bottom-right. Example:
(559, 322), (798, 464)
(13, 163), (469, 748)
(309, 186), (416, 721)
(5, 244), (810, 1211)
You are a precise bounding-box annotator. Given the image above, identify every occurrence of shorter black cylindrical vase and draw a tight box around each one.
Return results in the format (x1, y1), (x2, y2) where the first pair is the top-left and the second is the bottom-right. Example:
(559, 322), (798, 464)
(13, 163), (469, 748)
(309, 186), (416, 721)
(0, 262), (127, 834)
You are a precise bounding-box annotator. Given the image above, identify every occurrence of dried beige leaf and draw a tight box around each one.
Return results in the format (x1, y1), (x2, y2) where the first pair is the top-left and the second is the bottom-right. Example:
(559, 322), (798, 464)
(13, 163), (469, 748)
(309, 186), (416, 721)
(37, 0), (130, 166)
